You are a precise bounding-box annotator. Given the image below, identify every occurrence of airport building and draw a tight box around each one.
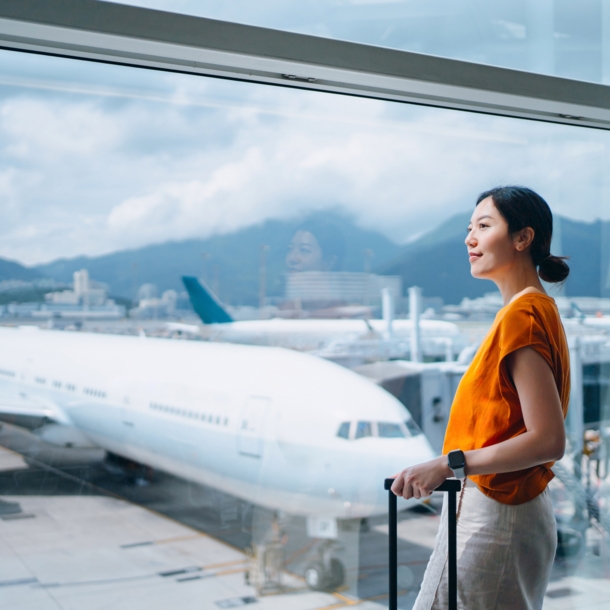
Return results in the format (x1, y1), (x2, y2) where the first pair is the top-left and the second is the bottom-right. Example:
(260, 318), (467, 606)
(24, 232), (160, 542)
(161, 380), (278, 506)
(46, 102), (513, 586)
(285, 271), (402, 309)
(1, 2), (610, 610)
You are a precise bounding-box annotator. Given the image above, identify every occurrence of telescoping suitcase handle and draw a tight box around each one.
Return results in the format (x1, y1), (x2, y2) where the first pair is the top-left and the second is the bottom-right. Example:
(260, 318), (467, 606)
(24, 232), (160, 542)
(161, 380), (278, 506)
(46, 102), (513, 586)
(384, 478), (461, 610)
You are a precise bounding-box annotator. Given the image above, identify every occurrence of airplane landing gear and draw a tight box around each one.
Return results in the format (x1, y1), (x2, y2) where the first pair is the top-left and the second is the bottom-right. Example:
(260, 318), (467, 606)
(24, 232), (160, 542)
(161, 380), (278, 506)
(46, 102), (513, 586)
(304, 540), (345, 591)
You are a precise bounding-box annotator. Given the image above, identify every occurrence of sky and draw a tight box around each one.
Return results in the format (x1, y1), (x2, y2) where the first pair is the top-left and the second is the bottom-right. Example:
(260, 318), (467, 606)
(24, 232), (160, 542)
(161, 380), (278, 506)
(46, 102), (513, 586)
(0, 2), (609, 265)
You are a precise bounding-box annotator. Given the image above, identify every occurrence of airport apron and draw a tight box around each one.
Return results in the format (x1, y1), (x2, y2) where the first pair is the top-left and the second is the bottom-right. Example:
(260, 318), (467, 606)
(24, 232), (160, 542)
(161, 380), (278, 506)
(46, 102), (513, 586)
(413, 478), (556, 610)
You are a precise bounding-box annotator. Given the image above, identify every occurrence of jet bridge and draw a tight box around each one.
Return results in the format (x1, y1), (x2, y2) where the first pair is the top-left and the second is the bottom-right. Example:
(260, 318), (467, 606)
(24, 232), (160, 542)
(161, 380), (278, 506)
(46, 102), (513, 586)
(353, 360), (468, 454)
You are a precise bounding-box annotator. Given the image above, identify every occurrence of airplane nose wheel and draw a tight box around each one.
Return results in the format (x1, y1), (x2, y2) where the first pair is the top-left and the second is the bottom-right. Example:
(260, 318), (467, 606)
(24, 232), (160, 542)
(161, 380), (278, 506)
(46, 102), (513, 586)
(304, 558), (344, 591)
(304, 541), (345, 591)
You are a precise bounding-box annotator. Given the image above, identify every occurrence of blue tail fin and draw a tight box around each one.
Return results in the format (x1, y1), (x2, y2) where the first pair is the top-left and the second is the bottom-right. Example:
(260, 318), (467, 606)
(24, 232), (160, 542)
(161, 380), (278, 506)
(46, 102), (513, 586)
(182, 277), (233, 324)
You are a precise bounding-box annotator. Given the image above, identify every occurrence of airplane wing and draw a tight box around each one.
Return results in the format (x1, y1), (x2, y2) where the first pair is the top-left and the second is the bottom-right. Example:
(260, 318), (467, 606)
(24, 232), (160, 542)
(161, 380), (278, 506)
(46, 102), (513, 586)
(0, 391), (98, 448)
(0, 390), (68, 430)
(182, 277), (234, 324)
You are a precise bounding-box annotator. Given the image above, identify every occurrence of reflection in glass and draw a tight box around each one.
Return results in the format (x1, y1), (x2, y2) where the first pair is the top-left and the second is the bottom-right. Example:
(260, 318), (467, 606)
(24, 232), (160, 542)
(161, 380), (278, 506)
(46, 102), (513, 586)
(108, 0), (610, 83)
(0, 40), (609, 610)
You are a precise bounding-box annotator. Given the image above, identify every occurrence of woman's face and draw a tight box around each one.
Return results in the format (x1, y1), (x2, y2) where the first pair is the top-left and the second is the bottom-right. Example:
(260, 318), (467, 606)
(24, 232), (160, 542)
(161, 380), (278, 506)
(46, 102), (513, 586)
(286, 231), (325, 272)
(465, 197), (521, 280)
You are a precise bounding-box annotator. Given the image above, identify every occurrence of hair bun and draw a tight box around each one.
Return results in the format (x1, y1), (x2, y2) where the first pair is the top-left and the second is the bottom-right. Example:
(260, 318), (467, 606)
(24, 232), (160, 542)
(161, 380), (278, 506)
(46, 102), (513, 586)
(538, 255), (569, 283)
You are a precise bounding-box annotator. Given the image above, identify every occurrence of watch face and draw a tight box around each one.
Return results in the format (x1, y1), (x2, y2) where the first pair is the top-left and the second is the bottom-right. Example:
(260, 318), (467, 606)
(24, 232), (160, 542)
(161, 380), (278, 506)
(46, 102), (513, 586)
(448, 450), (465, 469)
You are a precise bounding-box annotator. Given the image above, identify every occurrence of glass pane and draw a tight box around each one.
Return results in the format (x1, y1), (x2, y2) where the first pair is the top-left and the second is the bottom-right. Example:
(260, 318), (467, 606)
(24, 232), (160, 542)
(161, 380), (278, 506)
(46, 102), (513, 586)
(405, 418), (424, 437)
(107, 0), (610, 83)
(337, 421), (351, 439)
(378, 422), (405, 438)
(0, 45), (609, 610)
(355, 421), (372, 439)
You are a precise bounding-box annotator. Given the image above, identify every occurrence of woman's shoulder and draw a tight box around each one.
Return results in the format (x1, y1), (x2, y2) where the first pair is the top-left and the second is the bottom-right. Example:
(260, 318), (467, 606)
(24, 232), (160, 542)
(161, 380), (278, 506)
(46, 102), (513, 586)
(493, 292), (562, 352)
(502, 292), (558, 321)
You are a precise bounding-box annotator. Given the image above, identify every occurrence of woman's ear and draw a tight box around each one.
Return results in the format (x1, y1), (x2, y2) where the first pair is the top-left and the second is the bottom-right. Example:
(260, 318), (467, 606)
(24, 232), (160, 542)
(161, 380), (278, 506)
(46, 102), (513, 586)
(514, 227), (535, 252)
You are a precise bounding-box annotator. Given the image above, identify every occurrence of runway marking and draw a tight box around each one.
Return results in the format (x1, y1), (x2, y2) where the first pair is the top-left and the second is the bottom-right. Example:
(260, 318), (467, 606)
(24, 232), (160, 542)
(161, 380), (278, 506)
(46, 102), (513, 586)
(199, 558), (247, 570)
(215, 567), (247, 577)
(121, 540), (154, 548)
(159, 566), (202, 578)
(315, 589), (408, 609)
(284, 538), (317, 565)
(0, 577), (38, 587)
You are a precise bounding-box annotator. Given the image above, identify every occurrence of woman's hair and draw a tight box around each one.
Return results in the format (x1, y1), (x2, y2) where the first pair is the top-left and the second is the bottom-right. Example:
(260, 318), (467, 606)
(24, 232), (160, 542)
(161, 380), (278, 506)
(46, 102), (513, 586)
(476, 186), (569, 283)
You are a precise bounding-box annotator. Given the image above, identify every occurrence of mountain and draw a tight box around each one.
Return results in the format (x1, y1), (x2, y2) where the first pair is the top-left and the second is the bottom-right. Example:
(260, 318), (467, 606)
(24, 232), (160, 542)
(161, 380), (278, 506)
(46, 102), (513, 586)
(34, 211), (402, 305)
(377, 213), (608, 304)
(29, 210), (610, 307)
(0, 258), (42, 283)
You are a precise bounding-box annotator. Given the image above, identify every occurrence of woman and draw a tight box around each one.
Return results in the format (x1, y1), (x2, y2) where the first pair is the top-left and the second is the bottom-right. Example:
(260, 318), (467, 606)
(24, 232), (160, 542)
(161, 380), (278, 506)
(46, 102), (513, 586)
(391, 186), (570, 609)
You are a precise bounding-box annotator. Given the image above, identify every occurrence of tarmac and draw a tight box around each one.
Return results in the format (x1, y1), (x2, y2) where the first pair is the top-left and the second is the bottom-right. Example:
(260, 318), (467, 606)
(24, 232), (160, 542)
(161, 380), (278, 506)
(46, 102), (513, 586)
(1, 423), (609, 610)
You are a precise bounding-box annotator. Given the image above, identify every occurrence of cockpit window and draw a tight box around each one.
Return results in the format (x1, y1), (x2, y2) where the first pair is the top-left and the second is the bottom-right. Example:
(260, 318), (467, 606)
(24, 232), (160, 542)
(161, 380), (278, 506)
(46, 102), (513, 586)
(355, 421), (372, 439)
(337, 422), (350, 439)
(378, 422), (405, 438)
(405, 418), (423, 437)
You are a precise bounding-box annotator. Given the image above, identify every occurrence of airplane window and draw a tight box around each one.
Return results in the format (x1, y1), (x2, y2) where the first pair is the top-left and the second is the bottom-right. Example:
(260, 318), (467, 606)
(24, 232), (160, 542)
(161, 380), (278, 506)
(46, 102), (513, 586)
(355, 421), (372, 439)
(378, 423), (405, 438)
(336, 422), (350, 439)
(224, 417), (228, 426)
(215, 416), (220, 424)
(405, 419), (423, 437)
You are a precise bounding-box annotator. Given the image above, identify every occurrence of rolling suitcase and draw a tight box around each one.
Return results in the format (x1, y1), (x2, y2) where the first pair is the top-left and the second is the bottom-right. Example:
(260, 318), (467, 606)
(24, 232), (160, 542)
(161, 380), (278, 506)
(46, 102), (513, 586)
(384, 478), (461, 610)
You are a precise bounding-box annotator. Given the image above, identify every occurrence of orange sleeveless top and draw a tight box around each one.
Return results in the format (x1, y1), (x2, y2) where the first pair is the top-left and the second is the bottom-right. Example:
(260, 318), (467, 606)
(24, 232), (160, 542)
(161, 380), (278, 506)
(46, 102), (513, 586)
(443, 293), (570, 505)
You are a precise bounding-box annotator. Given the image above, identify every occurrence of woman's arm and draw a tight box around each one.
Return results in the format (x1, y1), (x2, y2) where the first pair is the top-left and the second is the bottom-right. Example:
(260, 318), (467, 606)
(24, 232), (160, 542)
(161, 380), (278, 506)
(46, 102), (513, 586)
(391, 346), (566, 500)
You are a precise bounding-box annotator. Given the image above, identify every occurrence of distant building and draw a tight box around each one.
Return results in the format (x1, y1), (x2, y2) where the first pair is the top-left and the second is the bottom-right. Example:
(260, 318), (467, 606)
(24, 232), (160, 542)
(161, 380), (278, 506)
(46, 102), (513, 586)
(137, 283), (158, 301)
(130, 289), (183, 319)
(285, 271), (402, 310)
(22, 269), (126, 319)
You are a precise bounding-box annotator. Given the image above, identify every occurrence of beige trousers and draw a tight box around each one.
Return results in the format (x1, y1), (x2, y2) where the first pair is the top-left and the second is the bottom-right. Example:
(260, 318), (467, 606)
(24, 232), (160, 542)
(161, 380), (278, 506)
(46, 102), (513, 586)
(413, 478), (557, 610)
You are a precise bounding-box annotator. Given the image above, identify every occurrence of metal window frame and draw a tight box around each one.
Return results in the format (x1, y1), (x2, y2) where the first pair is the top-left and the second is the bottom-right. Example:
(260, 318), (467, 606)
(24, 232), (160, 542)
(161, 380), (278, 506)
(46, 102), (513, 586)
(1, 0), (610, 130)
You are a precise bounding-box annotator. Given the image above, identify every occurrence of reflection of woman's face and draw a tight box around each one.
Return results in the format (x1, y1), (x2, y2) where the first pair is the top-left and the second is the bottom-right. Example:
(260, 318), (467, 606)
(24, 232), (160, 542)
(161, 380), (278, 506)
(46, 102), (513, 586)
(286, 231), (325, 272)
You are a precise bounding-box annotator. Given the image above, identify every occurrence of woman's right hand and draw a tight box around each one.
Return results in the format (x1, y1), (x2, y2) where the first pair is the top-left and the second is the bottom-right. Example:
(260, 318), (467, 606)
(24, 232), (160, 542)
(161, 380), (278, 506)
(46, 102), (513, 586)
(390, 456), (452, 500)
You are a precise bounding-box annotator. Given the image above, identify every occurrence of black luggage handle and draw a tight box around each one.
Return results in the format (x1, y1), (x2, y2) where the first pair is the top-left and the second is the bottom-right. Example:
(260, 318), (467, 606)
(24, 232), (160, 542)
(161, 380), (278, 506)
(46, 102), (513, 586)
(384, 478), (461, 610)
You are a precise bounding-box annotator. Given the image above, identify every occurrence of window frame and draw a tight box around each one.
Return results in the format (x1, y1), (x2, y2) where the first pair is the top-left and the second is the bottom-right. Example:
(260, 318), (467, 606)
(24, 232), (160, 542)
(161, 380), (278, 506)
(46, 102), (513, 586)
(1, 0), (610, 130)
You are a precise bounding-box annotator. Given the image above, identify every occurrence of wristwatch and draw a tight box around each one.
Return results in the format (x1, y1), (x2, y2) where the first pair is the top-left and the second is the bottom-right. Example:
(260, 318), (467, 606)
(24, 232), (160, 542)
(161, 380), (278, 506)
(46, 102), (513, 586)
(447, 449), (466, 479)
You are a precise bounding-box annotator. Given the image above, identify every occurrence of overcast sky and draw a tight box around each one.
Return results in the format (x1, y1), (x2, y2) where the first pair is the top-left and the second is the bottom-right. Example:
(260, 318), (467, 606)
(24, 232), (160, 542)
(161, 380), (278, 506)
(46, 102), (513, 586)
(0, 3), (609, 266)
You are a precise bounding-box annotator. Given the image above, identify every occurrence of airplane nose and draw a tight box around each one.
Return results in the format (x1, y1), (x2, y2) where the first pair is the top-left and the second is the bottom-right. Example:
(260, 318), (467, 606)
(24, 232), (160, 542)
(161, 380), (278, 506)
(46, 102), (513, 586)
(370, 437), (438, 516)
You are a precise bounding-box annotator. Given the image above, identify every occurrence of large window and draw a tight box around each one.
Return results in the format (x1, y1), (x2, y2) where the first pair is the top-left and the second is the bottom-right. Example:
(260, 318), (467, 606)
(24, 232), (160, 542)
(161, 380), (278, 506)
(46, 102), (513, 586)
(108, 0), (610, 84)
(0, 21), (609, 610)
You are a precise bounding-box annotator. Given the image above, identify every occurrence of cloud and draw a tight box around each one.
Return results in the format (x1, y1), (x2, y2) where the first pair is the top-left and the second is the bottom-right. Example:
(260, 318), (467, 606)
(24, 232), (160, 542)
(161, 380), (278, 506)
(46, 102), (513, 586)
(0, 50), (608, 265)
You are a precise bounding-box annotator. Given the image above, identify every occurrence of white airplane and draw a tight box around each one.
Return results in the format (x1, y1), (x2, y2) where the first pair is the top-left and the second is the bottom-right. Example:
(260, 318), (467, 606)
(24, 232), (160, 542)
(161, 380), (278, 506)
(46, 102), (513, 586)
(182, 277), (466, 356)
(0, 325), (435, 585)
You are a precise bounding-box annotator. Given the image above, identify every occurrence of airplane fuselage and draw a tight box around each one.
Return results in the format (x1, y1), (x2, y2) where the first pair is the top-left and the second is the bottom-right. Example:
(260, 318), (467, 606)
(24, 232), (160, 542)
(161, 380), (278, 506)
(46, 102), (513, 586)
(0, 327), (435, 519)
